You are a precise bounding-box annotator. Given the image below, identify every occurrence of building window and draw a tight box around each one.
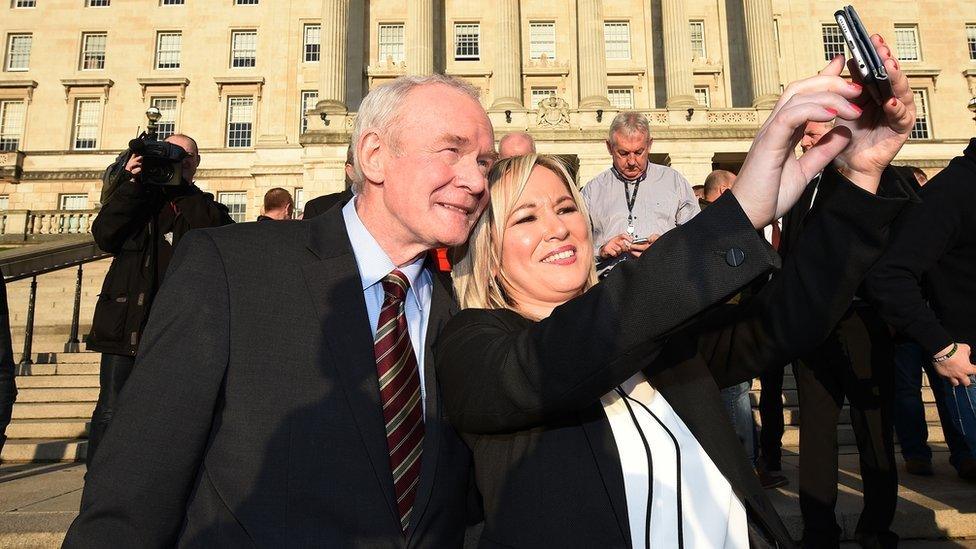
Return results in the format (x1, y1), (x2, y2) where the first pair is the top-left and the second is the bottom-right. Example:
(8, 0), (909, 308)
(86, 0), (110, 6)
(13, 0), (35, 7)
(218, 192), (247, 222)
(894, 24), (921, 62)
(72, 99), (101, 150)
(604, 21), (631, 60)
(968, 24), (976, 61)
(150, 97), (177, 140)
(59, 194), (88, 210)
(529, 22), (556, 60)
(300, 90), (318, 134)
(80, 33), (107, 70)
(5, 34), (32, 71)
(303, 24), (320, 62)
(607, 87), (634, 110)
(454, 23), (480, 61)
(155, 32), (181, 69)
(294, 188), (305, 219)
(694, 86), (711, 108)
(821, 24), (846, 61)
(0, 100), (26, 152)
(235, 0), (258, 4)
(378, 23), (405, 64)
(0, 195), (8, 211)
(231, 30), (257, 68)
(910, 89), (930, 139)
(690, 20), (706, 59)
(530, 87), (556, 109)
(226, 96), (254, 148)
(161, 0), (184, 4)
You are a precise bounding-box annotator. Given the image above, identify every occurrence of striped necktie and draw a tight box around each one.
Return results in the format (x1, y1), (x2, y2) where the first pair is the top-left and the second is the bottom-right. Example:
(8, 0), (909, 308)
(374, 269), (425, 533)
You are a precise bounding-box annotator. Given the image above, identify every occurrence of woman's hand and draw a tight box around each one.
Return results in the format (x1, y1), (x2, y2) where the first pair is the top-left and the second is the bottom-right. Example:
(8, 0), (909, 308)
(732, 35), (915, 230)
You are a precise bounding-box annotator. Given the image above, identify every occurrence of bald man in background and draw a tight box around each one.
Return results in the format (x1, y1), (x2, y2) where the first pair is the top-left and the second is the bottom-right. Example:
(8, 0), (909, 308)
(498, 132), (536, 159)
(702, 169), (736, 204)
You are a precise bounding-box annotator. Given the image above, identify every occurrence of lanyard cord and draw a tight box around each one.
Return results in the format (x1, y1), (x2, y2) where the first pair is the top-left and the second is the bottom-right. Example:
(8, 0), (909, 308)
(616, 387), (685, 549)
(611, 166), (646, 230)
(616, 387), (653, 549)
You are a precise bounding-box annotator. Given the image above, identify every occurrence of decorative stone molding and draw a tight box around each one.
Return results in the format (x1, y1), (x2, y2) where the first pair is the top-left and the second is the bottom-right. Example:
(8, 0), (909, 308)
(214, 76), (265, 101)
(706, 109), (760, 126)
(136, 77), (190, 102)
(60, 78), (114, 102)
(524, 55), (571, 76)
(0, 80), (38, 103)
(21, 169), (102, 181)
(962, 69), (976, 96)
(902, 66), (942, 90)
(534, 96), (571, 127)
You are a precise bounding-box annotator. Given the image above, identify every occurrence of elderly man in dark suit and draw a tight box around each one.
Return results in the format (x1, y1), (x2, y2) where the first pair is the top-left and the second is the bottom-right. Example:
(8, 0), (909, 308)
(64, 74), (496, 547)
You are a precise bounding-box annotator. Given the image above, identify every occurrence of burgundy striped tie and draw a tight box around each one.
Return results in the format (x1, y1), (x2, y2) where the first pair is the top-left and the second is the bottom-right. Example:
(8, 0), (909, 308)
(374, 269), (425, 533)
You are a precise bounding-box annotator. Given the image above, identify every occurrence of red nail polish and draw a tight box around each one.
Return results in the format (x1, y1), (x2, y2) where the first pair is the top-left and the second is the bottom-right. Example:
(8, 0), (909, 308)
(825, 107), (838, 116)
(878, 35), (885, 44)
(849, 82), (863, 92)
(889, 97), (899, 107)
(848, 102), (862, 114)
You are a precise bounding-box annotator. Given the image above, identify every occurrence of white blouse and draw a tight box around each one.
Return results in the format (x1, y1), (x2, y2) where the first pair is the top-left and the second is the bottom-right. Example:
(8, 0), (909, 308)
(600, 372), (750, 549)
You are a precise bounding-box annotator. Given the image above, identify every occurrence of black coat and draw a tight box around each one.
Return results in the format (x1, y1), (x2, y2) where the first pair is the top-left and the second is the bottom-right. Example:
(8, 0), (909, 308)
(302, 189), (353, 219)
(435, 168), (911, 548)
(0, 275), (16, 453)
(65, 207), (475, 548)
(87, 179), (233, 356)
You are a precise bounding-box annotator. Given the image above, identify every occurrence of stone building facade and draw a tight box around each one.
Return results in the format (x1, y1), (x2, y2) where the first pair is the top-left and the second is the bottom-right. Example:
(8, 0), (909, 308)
(1, 0), (974, 223)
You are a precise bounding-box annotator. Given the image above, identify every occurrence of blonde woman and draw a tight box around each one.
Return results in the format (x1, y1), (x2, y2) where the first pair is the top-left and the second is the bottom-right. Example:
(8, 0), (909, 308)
(436, 51), (915, 549)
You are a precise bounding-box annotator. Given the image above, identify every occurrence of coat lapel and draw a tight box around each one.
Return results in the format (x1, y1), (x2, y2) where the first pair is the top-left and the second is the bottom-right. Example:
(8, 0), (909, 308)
(300, 208), (400, 527)
(579, 403), (632, 547)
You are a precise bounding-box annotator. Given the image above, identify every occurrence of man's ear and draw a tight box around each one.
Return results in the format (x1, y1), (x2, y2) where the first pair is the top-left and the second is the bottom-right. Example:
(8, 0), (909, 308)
(605, 139), (613, 156)
(358, 132), (385, 184)
(646, 137), (653, 152)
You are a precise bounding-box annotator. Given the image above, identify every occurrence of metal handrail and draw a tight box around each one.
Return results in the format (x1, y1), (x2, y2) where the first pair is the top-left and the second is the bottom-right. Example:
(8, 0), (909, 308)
(1, 236), (111, 368)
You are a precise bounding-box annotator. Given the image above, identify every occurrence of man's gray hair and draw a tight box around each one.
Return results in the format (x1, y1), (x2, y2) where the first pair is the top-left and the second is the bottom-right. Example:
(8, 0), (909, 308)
(350, 74), (481, 192)
(607, 111), (652, 147)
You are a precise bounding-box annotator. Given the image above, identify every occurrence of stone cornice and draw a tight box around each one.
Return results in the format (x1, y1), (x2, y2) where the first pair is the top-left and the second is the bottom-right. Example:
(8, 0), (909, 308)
(0, 79), (38, 102)
(21, 170), (102, 181)
(60, 78), (114, 102)
(137, 77), (190, 101)
(213, 76), (265, 101)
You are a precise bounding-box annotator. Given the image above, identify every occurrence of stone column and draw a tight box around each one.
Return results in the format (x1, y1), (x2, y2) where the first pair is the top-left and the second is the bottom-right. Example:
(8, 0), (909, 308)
(577, 0), (610, 109)
(491, 0), (523, 110)
(661, 0), (697, 109)
(743, 0), (781, 108)
(406, 0), (434, 76)
(317, 0), (348, 112)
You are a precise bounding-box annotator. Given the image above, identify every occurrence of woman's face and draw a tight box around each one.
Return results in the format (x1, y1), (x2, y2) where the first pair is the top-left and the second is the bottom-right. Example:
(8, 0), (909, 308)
(500, 166), (593, 312)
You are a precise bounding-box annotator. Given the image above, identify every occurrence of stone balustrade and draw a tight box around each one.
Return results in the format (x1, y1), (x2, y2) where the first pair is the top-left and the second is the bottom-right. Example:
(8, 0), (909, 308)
(0, 209), (98, 243)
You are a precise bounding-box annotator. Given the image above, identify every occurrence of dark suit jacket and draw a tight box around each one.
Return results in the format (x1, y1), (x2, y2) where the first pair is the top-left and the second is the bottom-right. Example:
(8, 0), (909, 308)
(302, 189), (353, 219)
(435, 168), (911, 548)
(64, 207), (473, 548)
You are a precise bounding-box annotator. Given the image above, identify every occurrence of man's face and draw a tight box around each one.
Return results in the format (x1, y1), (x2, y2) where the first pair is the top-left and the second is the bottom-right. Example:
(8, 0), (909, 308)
(498, 134), (535, 159)
(607, 131), (650, 180)
(800, 122), (830, 153)
(372, 84), (495, 249)
(165, 135), (200, 183)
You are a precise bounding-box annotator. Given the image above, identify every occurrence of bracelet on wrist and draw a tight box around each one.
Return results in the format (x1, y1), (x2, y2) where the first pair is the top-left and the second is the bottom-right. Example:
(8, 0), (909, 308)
(933, 342), (958, 363)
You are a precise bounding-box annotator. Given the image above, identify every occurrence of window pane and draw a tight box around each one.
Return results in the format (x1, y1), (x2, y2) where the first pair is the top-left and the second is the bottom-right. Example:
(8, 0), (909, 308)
(235, 0), (259, 4)
(690, 21), (705, 59)
(74, 99), (101, 150)
(156, 32), (181, 69)
(218, 192), (248, 222)
(15, 0), (36, 7)
(304, 24), (320, 62)
(161, 0), (185, 4)
(530, 87), (556, 109)
(81, 33), (107, 70)
(910, 89), (930, 139)
(300, 90), (318, 134)
(86, 0), (110, 6)
(226, 96), (254, 148)
(0, 100), (26, 152)
(294, 188), (305, 219)
(60, 194), (88, 210)
(894, 25), (920, 61)
(821, 24), (846, 62)
(454, 23), (480, 60)
(529, 22), (556, 60)
(378, 23), (405, 63)
(604, 22), (631, 60)
(694, 86), (711, 108)
(151, 97), (178, 140)
(968, 24), (976, 61)
(7, 34), (32, 71)
(231, 31), (257, 68)
(607, 87), (634, 109)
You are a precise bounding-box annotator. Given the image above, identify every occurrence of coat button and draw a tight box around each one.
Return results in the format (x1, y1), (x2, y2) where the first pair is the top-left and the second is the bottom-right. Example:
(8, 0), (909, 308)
(725, 248), (745, 267)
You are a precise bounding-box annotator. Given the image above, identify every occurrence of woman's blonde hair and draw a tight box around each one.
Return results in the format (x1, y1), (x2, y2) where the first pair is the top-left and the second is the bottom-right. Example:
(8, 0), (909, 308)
(452, 154), (599, 310)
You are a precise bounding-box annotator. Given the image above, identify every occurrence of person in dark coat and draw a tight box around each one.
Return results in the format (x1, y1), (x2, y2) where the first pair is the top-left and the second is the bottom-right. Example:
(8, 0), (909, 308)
(0, 275), (16, 456)
(85, 133), (233, 462)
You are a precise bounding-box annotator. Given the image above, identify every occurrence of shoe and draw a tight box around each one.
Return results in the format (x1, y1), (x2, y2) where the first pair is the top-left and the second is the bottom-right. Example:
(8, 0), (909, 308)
(757, 455), (782, 472)
(904, 458), (933, 476)
(756, 468), (789, 489)
(958, 458), (976, 481)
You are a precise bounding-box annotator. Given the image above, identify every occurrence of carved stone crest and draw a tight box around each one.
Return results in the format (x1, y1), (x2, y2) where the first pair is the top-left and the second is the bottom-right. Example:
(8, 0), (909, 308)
(535, 96), (570, 127)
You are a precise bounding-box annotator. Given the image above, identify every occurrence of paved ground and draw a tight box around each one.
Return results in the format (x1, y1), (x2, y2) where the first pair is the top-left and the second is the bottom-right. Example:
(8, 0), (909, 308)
(1, 448), (973, 547)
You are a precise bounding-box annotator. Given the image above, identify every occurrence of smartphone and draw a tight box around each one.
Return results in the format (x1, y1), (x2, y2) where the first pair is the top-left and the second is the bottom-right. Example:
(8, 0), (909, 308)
(834, 5), (893, 104)
(631, 237), (649, 245)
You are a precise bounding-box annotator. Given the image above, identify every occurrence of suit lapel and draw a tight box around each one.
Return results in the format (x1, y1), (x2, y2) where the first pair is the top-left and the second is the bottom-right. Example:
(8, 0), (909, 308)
(300, 208), (400, 527)
(579, 403), (632, 547)
(406, 268), (456, 540)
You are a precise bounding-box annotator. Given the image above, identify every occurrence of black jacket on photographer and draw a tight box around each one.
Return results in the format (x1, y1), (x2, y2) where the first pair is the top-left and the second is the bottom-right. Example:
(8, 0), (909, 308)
(87, 166), (233, 356)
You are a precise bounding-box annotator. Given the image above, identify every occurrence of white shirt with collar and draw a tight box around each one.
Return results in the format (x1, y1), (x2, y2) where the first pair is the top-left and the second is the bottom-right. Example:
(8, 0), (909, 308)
(342, 198), (433, 410)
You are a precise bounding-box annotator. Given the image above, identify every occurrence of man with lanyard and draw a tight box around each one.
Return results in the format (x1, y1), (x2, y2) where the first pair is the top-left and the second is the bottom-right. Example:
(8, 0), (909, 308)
(581, 111), (699, 277)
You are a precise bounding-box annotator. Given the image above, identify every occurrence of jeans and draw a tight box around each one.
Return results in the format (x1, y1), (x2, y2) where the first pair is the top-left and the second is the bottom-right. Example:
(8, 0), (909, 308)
(893, 341), (974, 468)
(87, 353), (136, 463)
(942, 374), (976, 461)
(721, 381), (755, 464)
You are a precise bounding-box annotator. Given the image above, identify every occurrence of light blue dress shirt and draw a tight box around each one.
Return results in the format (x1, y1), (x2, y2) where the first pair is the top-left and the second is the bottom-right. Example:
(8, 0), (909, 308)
(342, 198), (432, 410)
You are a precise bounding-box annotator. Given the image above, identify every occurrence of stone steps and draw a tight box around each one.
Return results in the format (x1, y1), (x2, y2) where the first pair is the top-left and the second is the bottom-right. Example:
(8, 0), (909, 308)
(5, 418), (89, 439)
(754, 403), (942, 426)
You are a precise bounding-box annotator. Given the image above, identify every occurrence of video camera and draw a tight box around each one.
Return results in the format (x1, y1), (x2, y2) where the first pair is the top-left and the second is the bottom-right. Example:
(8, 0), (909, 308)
(127, 107), (188, 186)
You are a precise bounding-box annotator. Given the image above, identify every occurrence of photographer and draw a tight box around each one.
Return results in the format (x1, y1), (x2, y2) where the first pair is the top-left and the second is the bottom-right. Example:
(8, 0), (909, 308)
(86, 133), (233, 463)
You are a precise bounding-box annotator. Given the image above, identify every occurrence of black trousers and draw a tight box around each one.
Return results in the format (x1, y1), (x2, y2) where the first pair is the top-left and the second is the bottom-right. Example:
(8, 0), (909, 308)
(87, 353), (136, 463)
(758, 364), (786, 467)
(795, 304), (898, 549)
